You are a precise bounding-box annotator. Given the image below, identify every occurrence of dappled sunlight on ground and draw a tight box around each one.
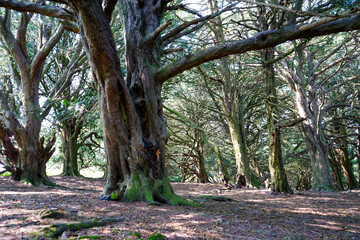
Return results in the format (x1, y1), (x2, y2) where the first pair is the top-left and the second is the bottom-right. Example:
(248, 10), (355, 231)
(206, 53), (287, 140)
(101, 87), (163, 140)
(0, 176), (359, 239)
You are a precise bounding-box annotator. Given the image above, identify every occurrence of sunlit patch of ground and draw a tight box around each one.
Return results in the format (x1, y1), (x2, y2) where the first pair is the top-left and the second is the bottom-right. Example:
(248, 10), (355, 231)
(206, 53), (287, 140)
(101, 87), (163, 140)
(0, 176), (359, 239)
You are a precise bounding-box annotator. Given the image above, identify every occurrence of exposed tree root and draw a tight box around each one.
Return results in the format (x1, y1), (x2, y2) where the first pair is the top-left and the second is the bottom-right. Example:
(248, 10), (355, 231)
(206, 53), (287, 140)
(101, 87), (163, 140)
(104, 172), (198, 206)
(39, 218), (125, 238)
(21, 175), (56, 186)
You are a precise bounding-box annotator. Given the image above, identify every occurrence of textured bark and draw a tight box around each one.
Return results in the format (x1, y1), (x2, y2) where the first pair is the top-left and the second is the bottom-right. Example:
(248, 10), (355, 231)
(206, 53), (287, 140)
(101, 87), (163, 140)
(213, 144), (230, 186)
(268, 128), (293, 193)
(295, 85), (334, 190)
(332, 121), (358, 190)
(0, 12), (62, 185)
(67, 0), (194, 205)
(227, 118), (252, 188)
(207, 0), (253, 188)
(194, 130), (209, 183)
(61, 118), (81, 177)
(333, 146), (358, 190)
(329, 149), (344, 191)
(259, 1), (292, 194)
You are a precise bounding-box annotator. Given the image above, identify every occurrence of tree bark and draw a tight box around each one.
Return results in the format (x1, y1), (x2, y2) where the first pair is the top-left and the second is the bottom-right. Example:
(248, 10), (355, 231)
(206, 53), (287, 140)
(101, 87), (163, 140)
(329, 149), (344, 191)
(61, 118), (81, 177)
(337, 147), (358, 190)
(207, 0), (254, 188)
(67, 0), (194, 205)
(296, 85), (334, 190)
(259, 1), (292, 193)
(213, 144), (230, 187)
(0, 12), (62, 185)
(194, 130), (209, 183)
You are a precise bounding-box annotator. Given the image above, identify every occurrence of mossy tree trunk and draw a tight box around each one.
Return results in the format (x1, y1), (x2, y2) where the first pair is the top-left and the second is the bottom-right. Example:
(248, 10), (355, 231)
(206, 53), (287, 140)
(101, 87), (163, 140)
(193, 129), (209, 183)
(295, 84), (334, 191)
(67, 0), (191, 204)
(207, 0), (254, 188)
(213, 144), (230, 186)
(335, 147), (358, 190)
(256, 1), (293, 193)
(61, 117), (82, 177)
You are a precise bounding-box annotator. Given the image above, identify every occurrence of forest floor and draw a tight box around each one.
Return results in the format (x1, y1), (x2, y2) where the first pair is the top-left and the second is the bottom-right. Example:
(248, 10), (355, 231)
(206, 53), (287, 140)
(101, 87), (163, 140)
(0, 176), (359, 240)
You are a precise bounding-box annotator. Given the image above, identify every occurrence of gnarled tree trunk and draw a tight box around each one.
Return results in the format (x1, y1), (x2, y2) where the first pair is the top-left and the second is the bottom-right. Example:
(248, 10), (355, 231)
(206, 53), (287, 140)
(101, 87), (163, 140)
(295, 85), (333, 191)
(0, 12), (62, 185)
(68, 0), (192, 205)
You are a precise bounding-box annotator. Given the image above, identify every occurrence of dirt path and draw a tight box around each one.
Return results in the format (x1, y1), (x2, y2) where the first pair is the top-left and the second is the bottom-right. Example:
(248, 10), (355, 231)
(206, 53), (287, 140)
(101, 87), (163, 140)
(0, 176), (359, 239)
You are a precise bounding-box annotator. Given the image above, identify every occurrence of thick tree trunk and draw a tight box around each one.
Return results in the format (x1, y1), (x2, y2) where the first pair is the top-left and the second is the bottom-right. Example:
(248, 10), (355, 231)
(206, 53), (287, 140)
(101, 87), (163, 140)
(61, 120), (81, 177)
(0, 13), (62, 185)
(294, 85), (334, 191)
(268, 128), (293, 193)
(227, 118), (252, 188)
(69, 0), (193, 205)
(194, 130), (209, 183)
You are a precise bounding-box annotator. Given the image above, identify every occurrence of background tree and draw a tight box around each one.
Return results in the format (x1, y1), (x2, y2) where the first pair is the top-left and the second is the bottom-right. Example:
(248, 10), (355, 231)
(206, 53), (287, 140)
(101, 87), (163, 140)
(1, 0), (360, 203)
(0, 10), (63, 185)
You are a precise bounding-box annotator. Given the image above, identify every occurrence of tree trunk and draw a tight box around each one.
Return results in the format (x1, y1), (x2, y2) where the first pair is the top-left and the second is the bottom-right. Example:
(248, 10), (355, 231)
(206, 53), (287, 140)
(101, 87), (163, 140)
(332, 121), (358, 190)
(194, 130), (209, 183)
(0, 12), (62, 185)
(207, 0), (254, 188)
(227, 117), (251, 188)
(68, 0), (193, 205)
(213, 144), (230, 186)
(294, 83), (334, 191)
(262, 47), (292, 194)
(329, 149), (344, 191)
(335, 147), (358, 190)
(268, 128), (293, 193)
(61, 119), (81, 177)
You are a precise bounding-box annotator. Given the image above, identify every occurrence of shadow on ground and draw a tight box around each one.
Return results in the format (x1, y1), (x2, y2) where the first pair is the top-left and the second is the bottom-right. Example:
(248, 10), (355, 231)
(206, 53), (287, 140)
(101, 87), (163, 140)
(0, 176), (359, 239)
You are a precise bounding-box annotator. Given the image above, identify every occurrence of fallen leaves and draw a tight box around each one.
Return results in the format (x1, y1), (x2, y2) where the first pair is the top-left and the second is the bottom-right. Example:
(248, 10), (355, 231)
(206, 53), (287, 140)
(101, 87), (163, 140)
(0, 176), (359, 239)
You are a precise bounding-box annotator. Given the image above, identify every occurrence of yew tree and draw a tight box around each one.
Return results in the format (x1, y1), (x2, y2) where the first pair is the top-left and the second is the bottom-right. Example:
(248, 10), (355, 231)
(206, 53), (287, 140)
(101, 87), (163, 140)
(0, 10), (63, 185)
(2, 0), (360, 202)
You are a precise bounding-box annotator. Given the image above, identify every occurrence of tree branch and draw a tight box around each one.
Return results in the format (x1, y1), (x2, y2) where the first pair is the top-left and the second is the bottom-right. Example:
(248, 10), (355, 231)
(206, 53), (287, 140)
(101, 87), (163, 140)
(148, 19), (172, 44)
(16, 12), (32, 61)
(31, 24), (64, 80)
(161, 3), (236, 44)
(0, 0), (75, 21)
(0, 14), (30, 81)
(156, 15), (360, 83)
(276, 117), (306, 129)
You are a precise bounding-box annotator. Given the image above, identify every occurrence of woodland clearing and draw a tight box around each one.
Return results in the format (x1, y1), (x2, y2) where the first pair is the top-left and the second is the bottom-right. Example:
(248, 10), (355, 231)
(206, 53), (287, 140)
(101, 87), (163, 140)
(0, 176), (359, 240)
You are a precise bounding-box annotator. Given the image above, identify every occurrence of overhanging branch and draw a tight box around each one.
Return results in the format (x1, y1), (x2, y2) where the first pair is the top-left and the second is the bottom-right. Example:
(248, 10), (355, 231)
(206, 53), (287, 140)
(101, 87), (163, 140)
(156, 15), (360, 83)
